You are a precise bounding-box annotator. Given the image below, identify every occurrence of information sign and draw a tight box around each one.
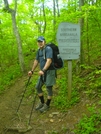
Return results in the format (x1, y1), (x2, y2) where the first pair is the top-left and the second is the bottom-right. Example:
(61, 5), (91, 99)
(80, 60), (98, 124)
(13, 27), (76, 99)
(56, 22), (80, 60)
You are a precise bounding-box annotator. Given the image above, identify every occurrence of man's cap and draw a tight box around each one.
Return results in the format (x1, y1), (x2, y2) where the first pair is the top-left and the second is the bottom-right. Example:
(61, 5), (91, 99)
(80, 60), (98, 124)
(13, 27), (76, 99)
(37, 36), (45, 42)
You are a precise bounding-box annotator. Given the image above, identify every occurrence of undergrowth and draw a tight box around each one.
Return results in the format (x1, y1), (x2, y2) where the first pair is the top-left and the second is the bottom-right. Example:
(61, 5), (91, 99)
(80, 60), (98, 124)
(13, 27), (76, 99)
(53, 67), (80, 110)
(1, 56), (101, 133)
(73, 106), (101, 134)
(0, 54), (35, 94)
(53, 64), (101, 133)
(72, 65), (101, 134)
(0, 64), (22, 93)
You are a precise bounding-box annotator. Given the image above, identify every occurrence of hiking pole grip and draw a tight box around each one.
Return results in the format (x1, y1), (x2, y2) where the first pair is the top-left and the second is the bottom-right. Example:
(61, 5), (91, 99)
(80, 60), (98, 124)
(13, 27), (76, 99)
(16, 76), (31, 113)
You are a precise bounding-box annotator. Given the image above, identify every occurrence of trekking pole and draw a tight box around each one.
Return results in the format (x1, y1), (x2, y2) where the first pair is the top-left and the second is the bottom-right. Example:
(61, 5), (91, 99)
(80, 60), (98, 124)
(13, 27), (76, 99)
(27, 92), (37, 126)
(16, 76), (31, 113)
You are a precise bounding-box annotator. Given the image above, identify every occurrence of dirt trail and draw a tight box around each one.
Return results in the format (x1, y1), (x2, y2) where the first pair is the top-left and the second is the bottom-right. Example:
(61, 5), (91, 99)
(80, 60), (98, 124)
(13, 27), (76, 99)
(0, 75), (91, 134)
(0, 76), (25, 133)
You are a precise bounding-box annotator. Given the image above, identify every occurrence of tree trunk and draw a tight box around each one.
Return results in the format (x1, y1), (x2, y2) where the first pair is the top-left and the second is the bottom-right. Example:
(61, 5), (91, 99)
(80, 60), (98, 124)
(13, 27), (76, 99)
(3, 0), (25, 73)
(42, 0), (46, 33)
(79, 0), (84, 64)
(53, 0), (56, 31)
(86, 17), (90, 65)
(11, 10), (25, 72)
(56, 0), (60, 17)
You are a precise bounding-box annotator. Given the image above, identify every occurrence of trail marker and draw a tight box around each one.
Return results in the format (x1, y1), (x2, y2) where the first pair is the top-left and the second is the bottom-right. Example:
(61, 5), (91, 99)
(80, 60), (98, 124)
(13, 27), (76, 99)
(56, 22), (80, 100)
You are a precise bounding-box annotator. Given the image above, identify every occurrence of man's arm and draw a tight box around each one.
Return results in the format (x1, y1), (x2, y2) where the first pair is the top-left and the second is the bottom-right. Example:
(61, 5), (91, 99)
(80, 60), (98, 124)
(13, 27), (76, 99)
(43, 58), (52, 71)
(42, 46), (53, 71)
(31, 59), (39, 72)
(39, 58), (52, 76)
(28, 59), (38, 76)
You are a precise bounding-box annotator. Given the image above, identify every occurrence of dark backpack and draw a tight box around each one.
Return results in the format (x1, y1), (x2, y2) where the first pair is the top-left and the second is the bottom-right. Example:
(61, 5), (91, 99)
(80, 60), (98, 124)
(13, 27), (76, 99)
(45, 43), (64, 70)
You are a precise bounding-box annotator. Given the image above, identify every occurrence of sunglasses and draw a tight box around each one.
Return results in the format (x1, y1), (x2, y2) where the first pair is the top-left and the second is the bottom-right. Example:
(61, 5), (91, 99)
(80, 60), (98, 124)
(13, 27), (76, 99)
(37, 40), (43, 43)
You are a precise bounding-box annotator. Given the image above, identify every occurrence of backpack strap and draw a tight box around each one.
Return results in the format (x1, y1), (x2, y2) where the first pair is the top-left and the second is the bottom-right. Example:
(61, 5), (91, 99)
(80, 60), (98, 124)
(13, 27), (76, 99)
(37, 47), (46, 60)
(42, 46), (46, 60)
(42, 45), (51, 60)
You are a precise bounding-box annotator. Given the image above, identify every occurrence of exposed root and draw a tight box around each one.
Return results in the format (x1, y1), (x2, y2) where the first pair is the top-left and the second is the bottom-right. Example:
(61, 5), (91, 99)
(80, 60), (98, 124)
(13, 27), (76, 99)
(5, 125), (32, 133)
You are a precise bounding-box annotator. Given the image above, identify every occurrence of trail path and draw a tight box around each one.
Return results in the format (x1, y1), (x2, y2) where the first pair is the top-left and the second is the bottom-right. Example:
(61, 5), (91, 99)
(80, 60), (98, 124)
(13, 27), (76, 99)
(0, 75), (91, 134)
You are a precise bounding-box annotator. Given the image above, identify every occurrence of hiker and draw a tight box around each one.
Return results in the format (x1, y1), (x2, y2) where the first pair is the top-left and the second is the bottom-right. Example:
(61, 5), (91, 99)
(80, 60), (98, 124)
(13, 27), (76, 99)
(28, 36), (56, 113)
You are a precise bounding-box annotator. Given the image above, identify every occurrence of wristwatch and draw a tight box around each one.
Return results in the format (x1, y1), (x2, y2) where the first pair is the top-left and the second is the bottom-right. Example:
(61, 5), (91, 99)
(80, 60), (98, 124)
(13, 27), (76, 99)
(42, 69), (46, 73)
(31, 70), (33, 74)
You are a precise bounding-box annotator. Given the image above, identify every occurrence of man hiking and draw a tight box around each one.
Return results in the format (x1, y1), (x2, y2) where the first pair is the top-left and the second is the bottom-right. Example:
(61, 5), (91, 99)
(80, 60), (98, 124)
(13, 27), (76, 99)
(28, 36), (56, 113)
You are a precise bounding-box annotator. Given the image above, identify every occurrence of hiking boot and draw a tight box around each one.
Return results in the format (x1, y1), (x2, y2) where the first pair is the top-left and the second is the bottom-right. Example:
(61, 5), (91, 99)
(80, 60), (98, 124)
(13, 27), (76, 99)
(35, 103), (44, 110)
(39, 104), (49, 113)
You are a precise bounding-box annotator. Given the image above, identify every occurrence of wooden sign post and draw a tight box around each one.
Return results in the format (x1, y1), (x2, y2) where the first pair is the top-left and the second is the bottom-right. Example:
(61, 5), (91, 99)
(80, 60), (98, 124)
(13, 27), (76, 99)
(56, 22), (80, 100)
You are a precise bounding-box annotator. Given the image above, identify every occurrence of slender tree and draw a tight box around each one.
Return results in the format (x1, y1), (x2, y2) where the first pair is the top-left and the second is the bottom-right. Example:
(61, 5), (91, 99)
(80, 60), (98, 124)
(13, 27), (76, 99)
(79, 0), (84, 64)
(3, 0), (25, 73)
(56, 0), (60, 17)
(53, 0), (56, 31)
(42, 0), (46, 33)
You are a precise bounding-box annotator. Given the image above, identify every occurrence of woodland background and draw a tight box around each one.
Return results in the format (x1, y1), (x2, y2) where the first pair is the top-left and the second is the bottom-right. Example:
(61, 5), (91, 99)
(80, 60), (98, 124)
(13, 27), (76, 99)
(1, 0), (101, 133)
(0, 0), (101, 91)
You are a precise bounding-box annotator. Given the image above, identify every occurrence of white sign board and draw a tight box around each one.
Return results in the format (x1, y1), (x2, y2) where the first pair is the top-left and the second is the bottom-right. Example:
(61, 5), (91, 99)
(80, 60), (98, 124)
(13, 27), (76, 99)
(56, 22), (80, 60)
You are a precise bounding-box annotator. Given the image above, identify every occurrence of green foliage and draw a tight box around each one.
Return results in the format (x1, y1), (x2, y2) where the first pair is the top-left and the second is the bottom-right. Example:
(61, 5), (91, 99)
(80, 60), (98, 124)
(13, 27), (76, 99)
(0, 0), (101, 118)
(53, 67), (80, 110)
(0, 64), (22, 94)
(1, 2), (101, 134)
(74, 106), (101, 134)
(80, 68), (101, 98)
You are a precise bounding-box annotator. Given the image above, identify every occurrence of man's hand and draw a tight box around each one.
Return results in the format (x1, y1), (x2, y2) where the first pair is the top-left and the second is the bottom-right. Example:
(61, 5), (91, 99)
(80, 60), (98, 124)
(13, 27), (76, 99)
(28, 71), (33, 76)
(39, 70), (44, 76)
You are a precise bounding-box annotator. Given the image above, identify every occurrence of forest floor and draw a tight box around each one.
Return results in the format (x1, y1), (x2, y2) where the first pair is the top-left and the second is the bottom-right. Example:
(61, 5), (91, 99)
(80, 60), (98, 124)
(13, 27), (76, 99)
(0, 64), (99, 134)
